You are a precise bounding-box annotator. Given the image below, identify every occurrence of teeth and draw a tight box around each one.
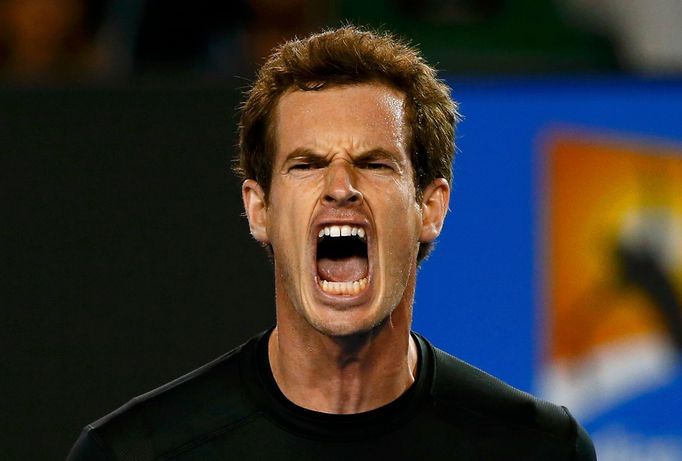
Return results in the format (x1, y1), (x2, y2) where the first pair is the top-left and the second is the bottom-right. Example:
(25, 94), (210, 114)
(319, 277), (368, 295)
(318, 225), (366, 241)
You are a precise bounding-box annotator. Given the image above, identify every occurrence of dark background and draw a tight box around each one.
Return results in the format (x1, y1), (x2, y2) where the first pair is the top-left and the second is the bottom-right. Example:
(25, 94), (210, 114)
(3, 0), (682, 459)
(2, 86), (275, 459)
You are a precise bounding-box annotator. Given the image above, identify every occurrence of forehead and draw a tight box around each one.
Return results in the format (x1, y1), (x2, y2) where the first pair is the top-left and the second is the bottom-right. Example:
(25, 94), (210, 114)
(272, 83), (408, 158)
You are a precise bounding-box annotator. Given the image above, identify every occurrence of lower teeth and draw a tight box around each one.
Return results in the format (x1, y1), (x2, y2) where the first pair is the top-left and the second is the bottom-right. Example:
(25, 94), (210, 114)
(319, 277), (368, 295)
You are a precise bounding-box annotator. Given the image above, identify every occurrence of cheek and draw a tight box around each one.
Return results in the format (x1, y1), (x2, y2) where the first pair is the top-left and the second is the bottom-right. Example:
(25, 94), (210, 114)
(266, 181), (318, 248)
(377, 178), (421, 229)
(366, 184), (422, 259)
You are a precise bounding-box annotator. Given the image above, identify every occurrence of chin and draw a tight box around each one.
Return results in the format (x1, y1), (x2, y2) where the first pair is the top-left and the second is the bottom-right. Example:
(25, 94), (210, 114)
(304, 305), (391, 339)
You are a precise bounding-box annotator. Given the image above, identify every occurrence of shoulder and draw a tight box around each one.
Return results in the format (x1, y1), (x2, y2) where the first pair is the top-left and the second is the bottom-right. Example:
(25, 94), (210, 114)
(430, 345), (567, 432)
(427, 344), (596, 460)
(67, 335), (262, 461)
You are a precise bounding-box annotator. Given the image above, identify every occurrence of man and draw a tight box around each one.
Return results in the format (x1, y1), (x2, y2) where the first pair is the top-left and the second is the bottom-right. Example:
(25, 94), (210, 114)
(68, 26), (596, 460)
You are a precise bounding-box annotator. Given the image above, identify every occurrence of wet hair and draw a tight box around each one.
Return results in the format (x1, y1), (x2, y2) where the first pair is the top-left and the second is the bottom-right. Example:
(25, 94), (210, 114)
(236, 25), (460, 261)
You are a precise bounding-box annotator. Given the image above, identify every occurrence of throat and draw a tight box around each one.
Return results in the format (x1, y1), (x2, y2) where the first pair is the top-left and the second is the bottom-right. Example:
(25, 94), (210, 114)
(268, 329), (419, 414)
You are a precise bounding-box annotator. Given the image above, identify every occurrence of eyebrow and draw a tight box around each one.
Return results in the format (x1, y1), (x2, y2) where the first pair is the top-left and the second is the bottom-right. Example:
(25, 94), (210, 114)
(354, 149), (403, 164)
(283, 148), (324, 162)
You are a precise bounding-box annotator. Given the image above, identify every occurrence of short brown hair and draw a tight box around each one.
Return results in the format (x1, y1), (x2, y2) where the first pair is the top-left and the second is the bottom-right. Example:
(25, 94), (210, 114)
(236, 25), (460, 261)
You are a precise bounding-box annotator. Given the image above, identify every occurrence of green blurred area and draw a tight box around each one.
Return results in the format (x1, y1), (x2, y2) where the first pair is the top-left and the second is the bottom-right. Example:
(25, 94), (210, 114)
(338, 0), (617, 73)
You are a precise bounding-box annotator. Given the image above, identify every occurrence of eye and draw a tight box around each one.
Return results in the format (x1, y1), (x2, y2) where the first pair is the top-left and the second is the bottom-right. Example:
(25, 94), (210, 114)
(289, 161), (322, 171)
(362, 161), (393, 171)
(290, 163), (313, 170)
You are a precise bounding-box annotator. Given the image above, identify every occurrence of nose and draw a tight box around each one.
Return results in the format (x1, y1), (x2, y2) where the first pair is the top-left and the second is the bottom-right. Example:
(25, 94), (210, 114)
(321, 160), (363, 207)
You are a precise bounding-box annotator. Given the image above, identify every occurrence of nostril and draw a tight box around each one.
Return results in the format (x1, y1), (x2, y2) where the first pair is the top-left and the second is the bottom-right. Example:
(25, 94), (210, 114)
(322, 187), (362, 206)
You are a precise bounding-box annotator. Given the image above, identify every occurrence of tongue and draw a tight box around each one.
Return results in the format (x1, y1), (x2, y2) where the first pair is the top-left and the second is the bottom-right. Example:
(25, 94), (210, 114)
(317, 256), (368, 282)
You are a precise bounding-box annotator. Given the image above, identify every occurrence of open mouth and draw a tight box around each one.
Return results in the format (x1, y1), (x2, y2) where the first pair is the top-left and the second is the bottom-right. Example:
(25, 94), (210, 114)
(316, 225), (369, 296)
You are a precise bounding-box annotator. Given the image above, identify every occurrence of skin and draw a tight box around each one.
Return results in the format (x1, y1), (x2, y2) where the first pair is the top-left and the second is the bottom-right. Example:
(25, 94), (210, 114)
(242, 83), (450, 414)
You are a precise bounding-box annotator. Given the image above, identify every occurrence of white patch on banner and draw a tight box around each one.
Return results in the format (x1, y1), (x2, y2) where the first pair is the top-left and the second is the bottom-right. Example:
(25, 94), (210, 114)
(594, 426), (682, 461)
(539, 333), (678, 421)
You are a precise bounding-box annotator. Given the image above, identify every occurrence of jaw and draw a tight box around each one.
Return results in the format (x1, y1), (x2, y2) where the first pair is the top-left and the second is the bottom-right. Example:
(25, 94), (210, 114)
(299, 254), (416, 339)
(302, 230), (416, 337)
(273, 217), (418, 339)
(279, 221), (382, 337)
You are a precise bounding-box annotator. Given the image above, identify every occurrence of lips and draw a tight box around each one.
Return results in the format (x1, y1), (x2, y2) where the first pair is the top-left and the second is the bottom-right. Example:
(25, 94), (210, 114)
(313, 222), (371, 297)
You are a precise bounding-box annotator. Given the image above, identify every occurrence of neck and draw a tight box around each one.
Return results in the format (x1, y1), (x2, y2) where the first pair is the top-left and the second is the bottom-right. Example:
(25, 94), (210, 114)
(268, 309), (418, 414)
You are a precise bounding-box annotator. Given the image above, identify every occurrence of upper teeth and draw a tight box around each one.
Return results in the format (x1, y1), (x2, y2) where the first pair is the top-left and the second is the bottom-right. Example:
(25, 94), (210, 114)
(318, 225), (366, 240)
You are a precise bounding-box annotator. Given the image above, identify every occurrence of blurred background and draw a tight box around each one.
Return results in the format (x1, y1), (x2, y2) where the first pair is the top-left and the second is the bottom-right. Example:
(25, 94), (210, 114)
(2, 0), (682, 459)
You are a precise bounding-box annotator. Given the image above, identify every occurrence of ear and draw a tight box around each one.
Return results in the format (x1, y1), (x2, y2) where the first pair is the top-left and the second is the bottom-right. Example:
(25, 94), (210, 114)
(419, 178), (450, 243)
(242, 179), (270, 244)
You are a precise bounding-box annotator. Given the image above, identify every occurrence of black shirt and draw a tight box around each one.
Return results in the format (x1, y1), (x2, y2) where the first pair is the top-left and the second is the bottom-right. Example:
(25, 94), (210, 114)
(67, 330), (596, 460)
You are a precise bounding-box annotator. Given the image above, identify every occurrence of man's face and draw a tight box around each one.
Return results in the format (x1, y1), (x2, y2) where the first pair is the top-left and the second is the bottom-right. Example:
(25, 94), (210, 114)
(243, 83), (448, 337)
